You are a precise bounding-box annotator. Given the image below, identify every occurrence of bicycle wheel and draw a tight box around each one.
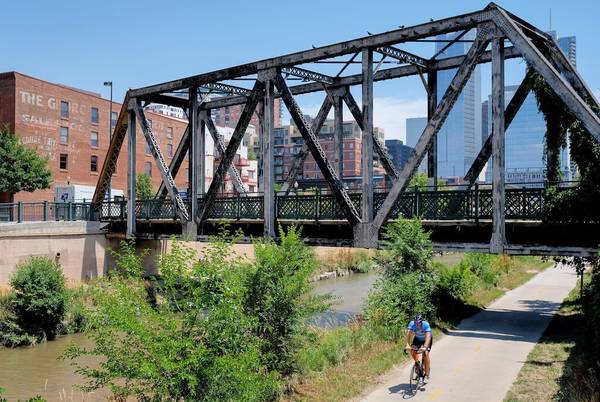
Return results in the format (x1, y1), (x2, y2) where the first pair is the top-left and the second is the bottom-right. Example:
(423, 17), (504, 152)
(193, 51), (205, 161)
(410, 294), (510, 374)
(409, 364), (419, 394)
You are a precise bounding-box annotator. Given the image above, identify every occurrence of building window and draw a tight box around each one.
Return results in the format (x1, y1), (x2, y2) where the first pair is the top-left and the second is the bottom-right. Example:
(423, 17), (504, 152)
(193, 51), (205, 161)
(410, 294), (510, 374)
(111, 111), (117, 128)
(145, 142), (151, 155)
(167, 127), (173, 139)
(90, 155), (98, 172)
(167, 144), (173, 158)
(60, 101), (69, 119)
(60, 127), (68, 144)
(59, 154), (68, 170)
(90, 131), (99, 148)
(144, 162), (152, 177)
(91, 107), (99, 124)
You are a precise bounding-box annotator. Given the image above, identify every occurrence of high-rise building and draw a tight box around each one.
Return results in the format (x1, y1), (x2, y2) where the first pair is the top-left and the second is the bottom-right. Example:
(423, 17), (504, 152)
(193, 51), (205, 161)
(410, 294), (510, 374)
(405, 117), (427, 173)
(385, 139), (413, 171)
(435, 30), (482, 179)
(483, 34), (575, 183)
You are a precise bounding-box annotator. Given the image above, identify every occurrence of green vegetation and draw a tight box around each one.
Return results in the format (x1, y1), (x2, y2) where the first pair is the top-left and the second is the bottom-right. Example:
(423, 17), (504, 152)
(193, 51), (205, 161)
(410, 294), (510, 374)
(64, 227), (326, 401)
(318, 248), (376, 275)
(0, 387), (45, 402)
(285, 217), (553, 401)
(0, 125), (51, 202)
(529, 67), (600, 222)
(408, 171), (429, 190)
(505, 271), (599, 402)
(0, 257), (73, 346)
(136, 172), (154, 200)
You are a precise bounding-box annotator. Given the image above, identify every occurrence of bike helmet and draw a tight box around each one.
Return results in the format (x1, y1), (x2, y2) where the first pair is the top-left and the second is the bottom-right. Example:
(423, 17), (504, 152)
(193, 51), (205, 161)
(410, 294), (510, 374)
(414, 313), (424, 323)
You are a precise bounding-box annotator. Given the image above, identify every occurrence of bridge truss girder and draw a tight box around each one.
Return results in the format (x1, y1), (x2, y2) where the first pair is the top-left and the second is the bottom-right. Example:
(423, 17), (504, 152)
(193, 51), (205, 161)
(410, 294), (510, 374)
(91, 3), (600, 252)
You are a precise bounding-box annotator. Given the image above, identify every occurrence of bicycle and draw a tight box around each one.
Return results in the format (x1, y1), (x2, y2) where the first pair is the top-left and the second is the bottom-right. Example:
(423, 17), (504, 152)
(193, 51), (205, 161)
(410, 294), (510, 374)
(404, 346), (427, 395)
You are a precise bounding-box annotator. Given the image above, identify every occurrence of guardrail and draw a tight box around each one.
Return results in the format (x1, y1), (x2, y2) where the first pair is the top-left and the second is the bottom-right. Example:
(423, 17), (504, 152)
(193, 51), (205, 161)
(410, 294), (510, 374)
(0, 202), (91, 223)
(1, 182), (582, 224)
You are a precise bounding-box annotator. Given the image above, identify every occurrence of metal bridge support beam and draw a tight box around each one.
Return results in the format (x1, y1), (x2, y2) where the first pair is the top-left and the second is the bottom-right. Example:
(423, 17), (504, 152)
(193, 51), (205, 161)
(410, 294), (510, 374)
(126, 105), (136, 238)
(354, 48), (376, 248)
(373, 26), (491, 230)
(493, 8), (600, 141)
(259, 69), (276, 238)
(186, 86), (200, 235)
(427, 70), (438, 187)
(464, 70), (533, 187)
(490, 36), (506, 253)
(274, 73), (361, 225)
(332, 88), (345, 178)
(199, 80), (264, 224)
(256, 102), (264, 193)
(198, 110), (207, 197)
(342, 89), (399, 180)
(281, 97), (333, 195)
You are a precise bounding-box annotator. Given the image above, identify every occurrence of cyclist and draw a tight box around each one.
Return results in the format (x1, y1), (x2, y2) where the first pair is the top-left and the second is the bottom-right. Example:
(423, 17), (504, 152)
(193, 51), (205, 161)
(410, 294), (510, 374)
(405, 313), (432, 383)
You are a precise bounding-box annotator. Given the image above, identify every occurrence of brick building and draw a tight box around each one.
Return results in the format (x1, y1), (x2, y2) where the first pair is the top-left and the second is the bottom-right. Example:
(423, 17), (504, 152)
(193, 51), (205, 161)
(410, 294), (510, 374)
(270, 118), (387, 190)
(0, 72), (256, 202)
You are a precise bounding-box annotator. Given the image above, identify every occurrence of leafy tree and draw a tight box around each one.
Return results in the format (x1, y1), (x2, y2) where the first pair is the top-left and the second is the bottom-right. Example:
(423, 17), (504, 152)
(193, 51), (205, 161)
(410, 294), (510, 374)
(0, 125), (51, 202)
(408, 172), (429, 191)
(136, 173), (154, 200)
(247, 148), (257, 160)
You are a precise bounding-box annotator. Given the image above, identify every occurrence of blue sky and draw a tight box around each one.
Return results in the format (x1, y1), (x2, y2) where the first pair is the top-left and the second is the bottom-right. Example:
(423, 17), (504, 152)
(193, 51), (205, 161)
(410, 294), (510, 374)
(2, 0), (599, 140)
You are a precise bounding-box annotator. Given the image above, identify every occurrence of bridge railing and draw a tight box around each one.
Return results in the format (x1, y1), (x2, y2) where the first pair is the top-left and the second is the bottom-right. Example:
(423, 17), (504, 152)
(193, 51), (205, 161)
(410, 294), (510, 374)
(0, 202), (92, 223)
(1, 182), (580, 224)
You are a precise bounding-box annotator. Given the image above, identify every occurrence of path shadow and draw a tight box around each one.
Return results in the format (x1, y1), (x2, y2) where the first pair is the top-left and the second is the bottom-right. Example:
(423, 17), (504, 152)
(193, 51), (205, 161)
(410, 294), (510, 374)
(388, 382), (418, 399)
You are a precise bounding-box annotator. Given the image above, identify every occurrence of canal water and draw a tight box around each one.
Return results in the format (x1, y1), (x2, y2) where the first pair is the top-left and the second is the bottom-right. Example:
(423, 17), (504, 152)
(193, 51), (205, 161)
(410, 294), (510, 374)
(0, 271), (379, 400)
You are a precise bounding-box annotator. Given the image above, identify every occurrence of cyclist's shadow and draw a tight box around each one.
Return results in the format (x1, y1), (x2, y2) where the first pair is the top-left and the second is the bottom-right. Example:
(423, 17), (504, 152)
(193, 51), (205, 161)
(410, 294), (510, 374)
(388, 383), (424, 399)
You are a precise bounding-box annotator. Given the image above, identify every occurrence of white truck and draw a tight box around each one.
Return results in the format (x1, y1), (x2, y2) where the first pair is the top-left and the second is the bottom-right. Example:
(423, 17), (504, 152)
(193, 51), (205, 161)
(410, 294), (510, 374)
(54, 184), (123, 203)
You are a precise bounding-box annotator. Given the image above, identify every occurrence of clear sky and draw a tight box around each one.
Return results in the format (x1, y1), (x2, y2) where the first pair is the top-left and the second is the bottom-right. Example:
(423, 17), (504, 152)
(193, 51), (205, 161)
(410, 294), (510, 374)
(2, 0), (598, 140)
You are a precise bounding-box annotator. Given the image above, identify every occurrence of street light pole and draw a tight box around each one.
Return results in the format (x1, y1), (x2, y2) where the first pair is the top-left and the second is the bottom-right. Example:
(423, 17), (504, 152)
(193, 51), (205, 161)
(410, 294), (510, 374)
(104, 81), (113, 201)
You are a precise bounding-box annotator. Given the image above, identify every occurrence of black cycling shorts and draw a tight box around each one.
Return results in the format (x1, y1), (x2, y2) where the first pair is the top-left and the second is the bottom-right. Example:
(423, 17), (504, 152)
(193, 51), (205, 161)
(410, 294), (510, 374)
(411, 335), (433, 350)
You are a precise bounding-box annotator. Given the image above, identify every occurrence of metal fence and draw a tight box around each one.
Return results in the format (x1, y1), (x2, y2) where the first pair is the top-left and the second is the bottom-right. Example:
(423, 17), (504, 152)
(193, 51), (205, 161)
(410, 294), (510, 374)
(0, 202), (91, 223)
(0, 182), (579, 224)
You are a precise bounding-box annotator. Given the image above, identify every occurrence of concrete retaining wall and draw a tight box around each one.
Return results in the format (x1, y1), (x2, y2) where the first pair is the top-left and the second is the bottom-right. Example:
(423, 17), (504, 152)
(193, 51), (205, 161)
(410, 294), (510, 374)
(0, 221), (370, 286)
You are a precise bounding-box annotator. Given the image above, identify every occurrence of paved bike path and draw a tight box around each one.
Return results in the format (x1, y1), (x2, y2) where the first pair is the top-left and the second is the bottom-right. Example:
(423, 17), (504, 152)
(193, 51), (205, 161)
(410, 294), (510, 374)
(358, 264), (576, 402)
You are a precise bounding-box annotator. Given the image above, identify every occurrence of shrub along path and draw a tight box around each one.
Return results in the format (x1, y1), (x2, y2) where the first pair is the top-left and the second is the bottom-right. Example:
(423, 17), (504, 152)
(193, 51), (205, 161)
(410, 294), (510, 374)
(357, 264), (577, 402)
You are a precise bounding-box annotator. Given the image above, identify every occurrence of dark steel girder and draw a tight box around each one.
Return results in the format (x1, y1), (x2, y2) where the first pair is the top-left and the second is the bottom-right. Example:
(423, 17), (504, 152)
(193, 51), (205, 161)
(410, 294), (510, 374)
(342, 89), (400, 179)
(198, 80), (264, 224)
(375, 46), (428, 68)
(274, 73), (361, 225)
(91, 92), (131, 210)
(281, 66), (334, 84)
(281, 96), (333, 195)
(131, 101), (190, 221)
(463, 69), (534, 186)
(374, 24), (493, 230)
(129, 7), (495, 98)
(194, 46), (521, 111)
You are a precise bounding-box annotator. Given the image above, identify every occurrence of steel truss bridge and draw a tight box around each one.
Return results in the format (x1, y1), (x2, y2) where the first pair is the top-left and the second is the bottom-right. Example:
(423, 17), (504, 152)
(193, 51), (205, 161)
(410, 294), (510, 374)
(89, 3), (600, 256)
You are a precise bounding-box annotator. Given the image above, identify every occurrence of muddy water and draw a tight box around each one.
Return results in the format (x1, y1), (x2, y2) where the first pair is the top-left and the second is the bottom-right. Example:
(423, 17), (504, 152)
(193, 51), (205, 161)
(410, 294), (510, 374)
(0, 271), (380, 401)
(0, 334), (107, 401)
(310, 270), (379, 326)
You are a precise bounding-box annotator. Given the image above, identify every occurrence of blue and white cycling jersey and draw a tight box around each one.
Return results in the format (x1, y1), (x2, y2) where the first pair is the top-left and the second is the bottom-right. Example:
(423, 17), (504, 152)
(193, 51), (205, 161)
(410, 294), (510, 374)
(407, 320), (431, 341)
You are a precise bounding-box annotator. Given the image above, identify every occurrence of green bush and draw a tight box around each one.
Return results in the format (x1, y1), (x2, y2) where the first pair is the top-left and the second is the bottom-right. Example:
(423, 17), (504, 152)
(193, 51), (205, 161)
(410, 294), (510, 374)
(9, 257), (67, 341)
(0, 293), (37, 347)
(365, 272), (436, 340)
(437, 262), (478, 302)
(376, 216), (434, 279)
(463, 253), (499, 287)
(245, 225), (322, 375)
(365, 217), (436, 339)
